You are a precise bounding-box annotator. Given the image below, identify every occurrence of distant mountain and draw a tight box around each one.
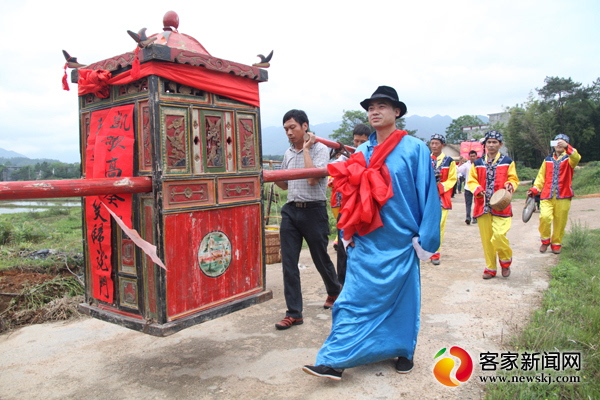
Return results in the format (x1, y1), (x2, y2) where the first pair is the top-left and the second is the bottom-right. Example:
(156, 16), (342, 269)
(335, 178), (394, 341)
(261, 121), (341, 156)
(261, 115), (490, 156)
(404, 115), (453, 140)
(0, 148), (28, 159)
(0, 156), (65, 167)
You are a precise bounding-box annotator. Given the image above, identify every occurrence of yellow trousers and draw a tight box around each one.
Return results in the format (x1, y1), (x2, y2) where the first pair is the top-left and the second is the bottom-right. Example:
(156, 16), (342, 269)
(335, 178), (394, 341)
(431, 208), (448, 259)
(477, 213), (512, 275)
(539, 198), (571, 250)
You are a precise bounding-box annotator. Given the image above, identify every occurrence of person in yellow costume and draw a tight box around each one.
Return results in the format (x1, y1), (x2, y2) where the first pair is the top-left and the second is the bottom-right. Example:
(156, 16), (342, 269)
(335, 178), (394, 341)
(429, 134), (457, 265)
(467, 131), (519, 279)
(527, 134), (581, 254)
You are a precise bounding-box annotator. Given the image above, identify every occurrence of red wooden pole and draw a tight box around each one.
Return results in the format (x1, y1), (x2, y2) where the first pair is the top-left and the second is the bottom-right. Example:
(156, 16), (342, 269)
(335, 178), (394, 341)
(314, 137), (356, 153)
(263, 168), (328, 183)
(0, 177), (153, 200)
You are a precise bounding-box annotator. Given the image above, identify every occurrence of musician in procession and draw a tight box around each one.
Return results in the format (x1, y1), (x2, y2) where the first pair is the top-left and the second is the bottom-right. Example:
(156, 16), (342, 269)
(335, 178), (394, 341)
(429, 134), (457, 265)
(527, 134), (581, 254)
(467, 131), (519, 279)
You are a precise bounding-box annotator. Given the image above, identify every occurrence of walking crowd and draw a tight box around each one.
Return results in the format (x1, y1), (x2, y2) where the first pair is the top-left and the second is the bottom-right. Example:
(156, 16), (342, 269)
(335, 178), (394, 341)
(273, 85), (582, 381)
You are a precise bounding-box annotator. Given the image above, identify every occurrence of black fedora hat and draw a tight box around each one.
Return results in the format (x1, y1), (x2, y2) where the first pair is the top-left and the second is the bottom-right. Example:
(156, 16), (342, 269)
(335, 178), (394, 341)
(360, 86), (407, 119)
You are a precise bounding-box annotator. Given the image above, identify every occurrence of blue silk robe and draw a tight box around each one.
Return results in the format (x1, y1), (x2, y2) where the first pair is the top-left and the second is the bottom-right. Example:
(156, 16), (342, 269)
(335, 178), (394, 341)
(316, 133), (441, 369)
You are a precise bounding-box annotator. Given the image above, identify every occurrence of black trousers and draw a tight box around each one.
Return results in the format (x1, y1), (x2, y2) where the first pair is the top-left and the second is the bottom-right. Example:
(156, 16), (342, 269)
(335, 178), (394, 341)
(280, 203), (340, 319)
(465, 190), (474, 221)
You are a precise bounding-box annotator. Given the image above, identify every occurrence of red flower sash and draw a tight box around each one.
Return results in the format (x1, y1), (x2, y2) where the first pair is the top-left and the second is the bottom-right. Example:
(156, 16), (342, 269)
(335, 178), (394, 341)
(327, 130), (407, 240)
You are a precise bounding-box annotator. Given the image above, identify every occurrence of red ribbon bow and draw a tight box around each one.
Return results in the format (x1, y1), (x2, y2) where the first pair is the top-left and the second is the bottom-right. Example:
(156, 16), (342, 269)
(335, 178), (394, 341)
(77, 69), (112, 98)
(327, 130), (407, 240)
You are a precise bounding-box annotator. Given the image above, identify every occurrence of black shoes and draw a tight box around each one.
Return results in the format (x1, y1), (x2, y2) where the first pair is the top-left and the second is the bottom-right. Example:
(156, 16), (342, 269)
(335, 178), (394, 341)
(396, 357), (414, 374)
(302, 365), (343, 381)
(303, 358), (412, 380)
(465, 219), (471, 225)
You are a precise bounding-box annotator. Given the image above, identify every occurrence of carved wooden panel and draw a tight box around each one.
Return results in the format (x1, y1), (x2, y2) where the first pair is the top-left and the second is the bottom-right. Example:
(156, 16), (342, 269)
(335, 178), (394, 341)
(115, 77), (149, 100)
(224, 112), (235, 172)
(160, 106), (190, 174)
(214, 94), (256, 109)
(138, 100), (152, 172)
(141, 198), (157, 317)
(191, 109), (203, 173)
(201, 110), (226, 173)
(159, 78), (210, 104)
(236, 113), (258, 171)
(118, 233), (136, 275)
(172, 50), (262, 80)
(80, 112), (90, 174)
(81, 93), (111, 109)
(119, 276), (139, 310)
(86, 51), (136, 72)
(164, 179), (216, 210)
(218, 176), (260, 204)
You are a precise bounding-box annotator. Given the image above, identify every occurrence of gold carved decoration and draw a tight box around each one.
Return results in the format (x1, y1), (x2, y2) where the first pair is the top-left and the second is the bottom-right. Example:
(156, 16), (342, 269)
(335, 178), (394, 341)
(170, 186), (206, 201)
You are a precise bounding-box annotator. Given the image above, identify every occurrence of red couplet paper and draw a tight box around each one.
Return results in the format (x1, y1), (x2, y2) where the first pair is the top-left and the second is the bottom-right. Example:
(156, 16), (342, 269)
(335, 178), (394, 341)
(85, 105), (135, 303)
(93, 104), (135, 227)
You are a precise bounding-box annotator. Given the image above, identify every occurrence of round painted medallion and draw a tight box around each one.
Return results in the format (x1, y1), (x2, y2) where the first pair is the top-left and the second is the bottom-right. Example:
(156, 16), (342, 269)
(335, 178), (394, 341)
(197, 231), (232, 277)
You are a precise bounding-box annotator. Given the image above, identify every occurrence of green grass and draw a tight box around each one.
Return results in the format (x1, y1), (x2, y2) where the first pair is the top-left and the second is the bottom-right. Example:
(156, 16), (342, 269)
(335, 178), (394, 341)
(572, 161), (600, 196)
(485, 223), (600, 399)
(516, 163), (539, 182)
(0, 207), (83, 272)
(0, 275), (84, 332)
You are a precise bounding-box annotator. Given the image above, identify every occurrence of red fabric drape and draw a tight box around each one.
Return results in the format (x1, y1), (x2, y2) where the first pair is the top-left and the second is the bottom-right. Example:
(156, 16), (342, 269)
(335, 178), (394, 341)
(131, 47), (141, 80)
(62, 63), (69, 91)
(328, 130), (407, 240)
(78, 61), (260, 107)
(78, 69), (112, 99)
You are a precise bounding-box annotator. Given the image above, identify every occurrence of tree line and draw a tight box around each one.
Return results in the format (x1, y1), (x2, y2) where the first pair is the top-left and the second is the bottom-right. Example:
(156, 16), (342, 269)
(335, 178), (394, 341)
(0, 160), (81, 181)
(444, 76), (600, 167)
(503, 76), (600, 167)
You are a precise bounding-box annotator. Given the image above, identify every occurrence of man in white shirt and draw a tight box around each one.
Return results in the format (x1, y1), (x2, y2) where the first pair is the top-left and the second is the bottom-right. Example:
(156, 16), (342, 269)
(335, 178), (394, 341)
(458, 150), (478, 225)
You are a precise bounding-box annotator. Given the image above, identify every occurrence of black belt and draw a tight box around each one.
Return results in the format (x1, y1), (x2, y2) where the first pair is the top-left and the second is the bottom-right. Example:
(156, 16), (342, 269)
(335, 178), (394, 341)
(290, 201), (326, 208)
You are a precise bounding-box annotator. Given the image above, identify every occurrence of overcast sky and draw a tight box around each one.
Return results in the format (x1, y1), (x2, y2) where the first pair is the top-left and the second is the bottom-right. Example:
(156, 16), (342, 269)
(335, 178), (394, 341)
(1, 0), (598, 162)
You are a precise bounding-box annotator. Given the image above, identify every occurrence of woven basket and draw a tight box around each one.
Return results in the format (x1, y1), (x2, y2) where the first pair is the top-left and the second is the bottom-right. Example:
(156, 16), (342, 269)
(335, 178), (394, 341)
(265, 231), (281, 264)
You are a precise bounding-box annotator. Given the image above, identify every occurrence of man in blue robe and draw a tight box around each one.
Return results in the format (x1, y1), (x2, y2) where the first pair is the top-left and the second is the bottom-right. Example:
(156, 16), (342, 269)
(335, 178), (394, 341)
(302, 86), (441, 380)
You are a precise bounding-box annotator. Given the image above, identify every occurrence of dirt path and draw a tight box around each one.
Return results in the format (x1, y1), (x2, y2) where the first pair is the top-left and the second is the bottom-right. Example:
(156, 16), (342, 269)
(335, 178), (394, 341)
(0, 197), (598, 400)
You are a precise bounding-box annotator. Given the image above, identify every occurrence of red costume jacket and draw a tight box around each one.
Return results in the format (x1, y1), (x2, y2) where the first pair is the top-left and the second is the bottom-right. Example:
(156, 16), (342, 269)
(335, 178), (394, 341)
(530, 145), (581, 200)
(431, 153), (457, 210)
(467, 153), (519, 218)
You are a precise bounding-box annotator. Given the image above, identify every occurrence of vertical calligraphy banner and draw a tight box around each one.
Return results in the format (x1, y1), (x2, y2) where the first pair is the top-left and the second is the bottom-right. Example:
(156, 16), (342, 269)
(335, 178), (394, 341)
(85, 105), (135, 303)
(94, 105), (135, 227)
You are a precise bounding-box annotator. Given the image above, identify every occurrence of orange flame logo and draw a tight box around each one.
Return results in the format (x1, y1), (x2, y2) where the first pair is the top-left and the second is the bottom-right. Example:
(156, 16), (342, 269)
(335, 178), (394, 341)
(433, 346), (473, 387)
